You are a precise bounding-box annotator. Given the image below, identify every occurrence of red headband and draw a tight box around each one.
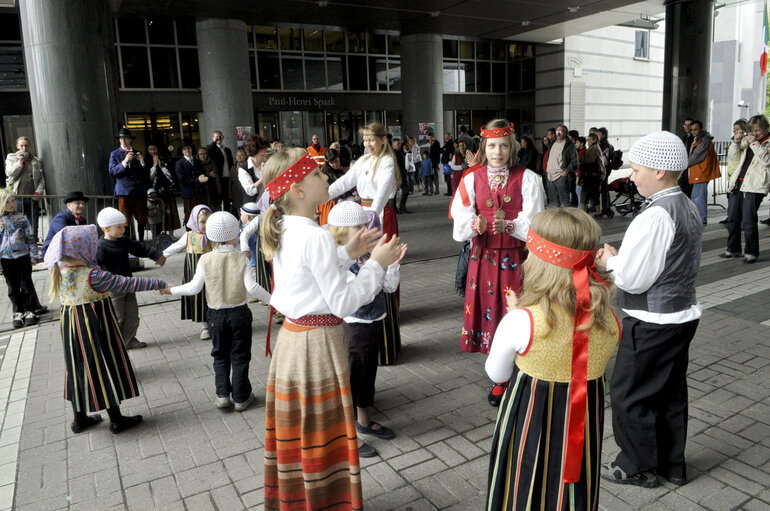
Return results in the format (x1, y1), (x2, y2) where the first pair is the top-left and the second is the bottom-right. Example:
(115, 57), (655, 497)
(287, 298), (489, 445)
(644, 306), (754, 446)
(526, 228), (607, 484)
(480, 122), (514, 138)
(264, 153), (317, 202)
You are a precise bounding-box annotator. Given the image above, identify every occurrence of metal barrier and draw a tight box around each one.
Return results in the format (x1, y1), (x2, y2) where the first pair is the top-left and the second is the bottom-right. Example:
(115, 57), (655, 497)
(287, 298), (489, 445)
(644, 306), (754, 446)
(709, 140), (732, 209)
(15, 194), (118, 245)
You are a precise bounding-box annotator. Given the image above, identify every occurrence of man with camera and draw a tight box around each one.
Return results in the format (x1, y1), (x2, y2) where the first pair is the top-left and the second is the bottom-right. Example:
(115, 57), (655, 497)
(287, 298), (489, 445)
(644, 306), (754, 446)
(205, 130), (234, 213)
(109, 128), (149, 241)
(5, 136), (46, 240)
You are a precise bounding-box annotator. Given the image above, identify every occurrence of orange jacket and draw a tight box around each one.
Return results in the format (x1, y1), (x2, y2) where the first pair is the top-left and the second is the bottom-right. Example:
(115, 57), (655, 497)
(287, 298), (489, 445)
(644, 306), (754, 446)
(689, 138), (721, 183)
(307, 145), (327, 166)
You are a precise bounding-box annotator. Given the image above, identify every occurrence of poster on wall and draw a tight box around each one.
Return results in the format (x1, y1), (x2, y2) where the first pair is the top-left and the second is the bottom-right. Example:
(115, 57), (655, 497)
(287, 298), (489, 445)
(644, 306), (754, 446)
(418, 123), (436, 146)
(236, 126), (254, 149)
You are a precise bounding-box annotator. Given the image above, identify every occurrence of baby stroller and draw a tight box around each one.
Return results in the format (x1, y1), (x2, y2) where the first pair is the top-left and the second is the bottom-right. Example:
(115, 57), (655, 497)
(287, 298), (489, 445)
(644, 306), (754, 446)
(607, 177), (645, 217)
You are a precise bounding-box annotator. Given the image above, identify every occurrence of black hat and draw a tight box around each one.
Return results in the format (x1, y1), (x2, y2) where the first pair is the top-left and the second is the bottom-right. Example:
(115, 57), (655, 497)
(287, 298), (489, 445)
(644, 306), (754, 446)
(116, 128), (135, 139)
(64, 191), (89, 203)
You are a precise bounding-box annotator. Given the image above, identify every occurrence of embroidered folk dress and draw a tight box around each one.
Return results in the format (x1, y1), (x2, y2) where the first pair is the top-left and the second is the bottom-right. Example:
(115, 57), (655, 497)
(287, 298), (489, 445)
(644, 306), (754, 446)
(450, 165), (545, 354)
(486, 305), (620, 511)
(59, 266), (166, 412)
(163, 230), (212, 321)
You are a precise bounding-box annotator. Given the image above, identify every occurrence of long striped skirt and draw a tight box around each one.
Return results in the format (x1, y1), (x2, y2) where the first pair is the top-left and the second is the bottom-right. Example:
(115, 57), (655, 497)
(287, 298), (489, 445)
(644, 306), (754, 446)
(255, 237), (273, 293)
(181, 252), (207, 322)
(487, 366), (604, 511)
(264, 324), (363, 511)
(62, 298), (139, 413)
(379, 204), (402, 366)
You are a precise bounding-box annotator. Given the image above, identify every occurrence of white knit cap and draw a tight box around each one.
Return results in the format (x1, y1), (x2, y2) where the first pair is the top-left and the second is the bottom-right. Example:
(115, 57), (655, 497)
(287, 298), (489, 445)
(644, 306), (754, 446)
(628, 131), (689, 172)
(327, 201), (369, 227)
(96, 207), (126, 228)
(205, 211), (240, 242)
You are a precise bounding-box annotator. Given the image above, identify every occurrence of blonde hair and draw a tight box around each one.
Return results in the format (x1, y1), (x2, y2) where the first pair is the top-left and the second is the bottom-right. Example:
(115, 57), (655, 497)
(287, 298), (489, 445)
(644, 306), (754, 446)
(360, 122), (402, 187)
(0, 189), (15, 212)
(327, 225), (356, 246)
(47, 256), (82, 303)
(518, 208), (616, 337)
(259, 147), (308, 261)
(477, 118), (517, 168)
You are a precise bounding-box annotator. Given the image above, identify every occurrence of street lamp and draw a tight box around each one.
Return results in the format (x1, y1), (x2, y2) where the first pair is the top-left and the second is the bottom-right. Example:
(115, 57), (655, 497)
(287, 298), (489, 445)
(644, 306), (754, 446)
(738, 100), (751, 118)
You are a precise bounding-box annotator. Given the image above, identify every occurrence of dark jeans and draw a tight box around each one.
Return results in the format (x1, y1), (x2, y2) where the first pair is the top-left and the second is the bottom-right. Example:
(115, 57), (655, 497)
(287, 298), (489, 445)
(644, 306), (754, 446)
(1, 255), (41, 313)
(546, 175), (571, 207)
(727, 191), (764, 258)
(208, 305), (253, 402)
(422, 175), (434, 194)
(611, 316), (699, 480)
(344, 321), (383, 409)
(443, 173), (452, 194)
(406, 173), (415, 192)
(398, 183), (409, 211)
(16, 198), (40, 241)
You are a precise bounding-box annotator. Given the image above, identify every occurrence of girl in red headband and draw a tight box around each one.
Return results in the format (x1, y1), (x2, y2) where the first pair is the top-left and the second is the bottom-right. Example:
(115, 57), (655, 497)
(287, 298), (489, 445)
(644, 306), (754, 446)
(485, 208), (619, 511)
(259, 148), (407, 510)
(449, 118), (546, 406)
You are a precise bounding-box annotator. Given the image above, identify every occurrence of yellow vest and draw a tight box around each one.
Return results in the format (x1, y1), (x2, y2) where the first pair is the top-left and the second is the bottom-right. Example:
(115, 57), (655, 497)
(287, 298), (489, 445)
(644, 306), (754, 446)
(198, 251), (248, 308)
(58, 267), (110, 306)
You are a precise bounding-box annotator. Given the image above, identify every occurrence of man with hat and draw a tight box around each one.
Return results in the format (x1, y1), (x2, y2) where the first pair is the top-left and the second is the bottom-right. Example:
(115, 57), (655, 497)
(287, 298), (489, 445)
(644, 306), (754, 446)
(108, 128), (149, 242)
(41, 191), (88, 258)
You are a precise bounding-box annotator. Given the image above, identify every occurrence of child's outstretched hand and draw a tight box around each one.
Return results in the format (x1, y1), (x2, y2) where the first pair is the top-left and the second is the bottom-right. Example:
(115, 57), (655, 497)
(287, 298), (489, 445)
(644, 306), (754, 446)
(596, 243), (617, 269)
(155, 256), (166, 267)
(345, 226), (380, 259)
(371, 235), (407, 268)
(159, 286), (174, 295)
(505, 290), (519, 313)
(243, 251), (252, 260)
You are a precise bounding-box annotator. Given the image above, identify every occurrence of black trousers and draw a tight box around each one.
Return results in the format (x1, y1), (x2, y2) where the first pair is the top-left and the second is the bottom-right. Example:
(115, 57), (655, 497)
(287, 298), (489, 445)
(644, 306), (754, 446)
(1, 255), (40, 313)
(344, 321), (383, 409)
(398, 183), (409, 211)
(727, 190), (764, 258)
(610, 316), (699, 480)
(208, 305), (253, 403)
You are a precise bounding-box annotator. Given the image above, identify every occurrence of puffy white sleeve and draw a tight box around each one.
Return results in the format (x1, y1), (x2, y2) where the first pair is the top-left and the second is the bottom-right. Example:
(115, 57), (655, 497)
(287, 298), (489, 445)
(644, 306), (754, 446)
(239, 216), (260, 252)
(162, 232), (188, 257)
(485, 308), (533, 383)
(511, 170), (547, 242)
(244, 264), (271, 303)
(368, 156), (398, 216)
(328, 158), (361, 200)
(451, 172), (479, 242)
(239, 167), (259, 196)
(306, 229), (386, 318)
(382, 264), (400, 293)
(606, 207), (675, 294)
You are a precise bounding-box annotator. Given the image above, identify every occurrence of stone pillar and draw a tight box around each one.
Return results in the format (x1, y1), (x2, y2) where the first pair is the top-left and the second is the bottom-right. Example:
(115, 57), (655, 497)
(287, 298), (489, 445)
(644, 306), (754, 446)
(196, 19), (254, 157)
(19, 0), (118, 197)
(662, 0), (714, 133)
(401, 33), (443, 143)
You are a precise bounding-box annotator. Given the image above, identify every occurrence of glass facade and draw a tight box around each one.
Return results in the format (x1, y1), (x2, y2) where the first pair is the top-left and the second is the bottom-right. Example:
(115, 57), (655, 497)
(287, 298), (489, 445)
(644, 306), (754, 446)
(0, 14), (25, 90)
(121, 112), (201, 157)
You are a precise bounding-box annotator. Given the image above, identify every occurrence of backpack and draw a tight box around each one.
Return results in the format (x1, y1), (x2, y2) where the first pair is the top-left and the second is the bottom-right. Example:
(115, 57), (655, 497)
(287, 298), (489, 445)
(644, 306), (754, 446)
(610, 149), (624, 170)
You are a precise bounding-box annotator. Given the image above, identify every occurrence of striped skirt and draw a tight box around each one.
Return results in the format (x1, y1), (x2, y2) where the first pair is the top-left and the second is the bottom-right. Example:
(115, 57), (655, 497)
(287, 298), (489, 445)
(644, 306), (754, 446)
(255, 238), (273, 293)
(487, 366), (604, 511)
(62, 298), (139, 413)
(264, 324), (363, 511)
(181, 252), (207, 322)
(378, 293), (401, 366)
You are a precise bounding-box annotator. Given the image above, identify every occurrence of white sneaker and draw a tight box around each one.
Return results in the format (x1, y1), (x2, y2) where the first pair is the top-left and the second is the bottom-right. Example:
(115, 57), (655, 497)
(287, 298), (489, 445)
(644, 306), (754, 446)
(234, 393), (255, 412)
(23, 311), (38, 326)
(215, 395), (231, 408)
(200, 328), (211, 340)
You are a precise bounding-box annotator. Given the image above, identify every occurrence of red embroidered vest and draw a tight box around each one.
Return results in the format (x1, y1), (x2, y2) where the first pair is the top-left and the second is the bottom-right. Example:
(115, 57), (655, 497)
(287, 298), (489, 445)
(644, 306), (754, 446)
(473, 165), (525, 249)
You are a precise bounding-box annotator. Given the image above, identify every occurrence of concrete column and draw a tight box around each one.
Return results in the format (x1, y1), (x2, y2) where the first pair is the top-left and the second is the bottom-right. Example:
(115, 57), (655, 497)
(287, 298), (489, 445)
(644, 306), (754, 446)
(662, 0), (714, 133)
(196, 19), (254, 154)
(19, 0), (118, 197)
(401, 33), (443, 142)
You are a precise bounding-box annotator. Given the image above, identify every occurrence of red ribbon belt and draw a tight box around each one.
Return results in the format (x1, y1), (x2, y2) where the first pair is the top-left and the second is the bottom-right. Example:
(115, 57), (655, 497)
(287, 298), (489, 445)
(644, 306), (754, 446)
(526, 228), (607, 483)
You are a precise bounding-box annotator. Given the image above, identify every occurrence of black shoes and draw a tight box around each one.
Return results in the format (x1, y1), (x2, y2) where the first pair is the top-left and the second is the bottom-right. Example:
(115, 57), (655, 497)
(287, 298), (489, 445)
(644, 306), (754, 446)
(488, 383), (507, 407)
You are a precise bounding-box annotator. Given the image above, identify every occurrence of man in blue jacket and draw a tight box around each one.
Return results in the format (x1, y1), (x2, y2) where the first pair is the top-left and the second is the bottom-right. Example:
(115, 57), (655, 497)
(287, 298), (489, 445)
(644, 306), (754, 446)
(108, 129), (149, 241)
(41, 191), (89, 259)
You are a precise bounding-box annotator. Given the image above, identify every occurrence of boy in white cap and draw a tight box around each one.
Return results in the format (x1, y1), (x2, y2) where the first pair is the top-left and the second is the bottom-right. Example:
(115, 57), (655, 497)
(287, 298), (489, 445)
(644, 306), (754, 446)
(163, 211), (271, 411)
(96, 207), (166, 349)
(597, 131), (702, 488)
(326, 201), (402, 458)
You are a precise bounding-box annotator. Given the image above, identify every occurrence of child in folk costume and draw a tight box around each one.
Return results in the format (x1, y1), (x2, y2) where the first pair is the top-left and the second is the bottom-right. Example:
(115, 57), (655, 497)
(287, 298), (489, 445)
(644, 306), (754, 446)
(162, 205), (212, 339)
(165, 212), (270, 412)
(328, 122), (403, 365)
(327, 202), (403, 459)
(260, 148), (407, 510)
(238, 202), (272, 296)
(45, 226), (168, 434)
(450, 119), (545, 406)
(485, 209), (619, 510)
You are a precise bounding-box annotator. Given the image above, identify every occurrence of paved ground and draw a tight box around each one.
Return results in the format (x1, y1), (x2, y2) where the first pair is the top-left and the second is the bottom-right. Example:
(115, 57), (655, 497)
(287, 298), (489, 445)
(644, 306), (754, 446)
(1, 191), (769, 510)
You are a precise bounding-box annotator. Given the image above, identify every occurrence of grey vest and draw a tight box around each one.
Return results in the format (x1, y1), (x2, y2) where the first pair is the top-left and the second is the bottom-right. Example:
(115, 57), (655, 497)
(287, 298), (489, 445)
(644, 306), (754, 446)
(617, 193), (701, 313)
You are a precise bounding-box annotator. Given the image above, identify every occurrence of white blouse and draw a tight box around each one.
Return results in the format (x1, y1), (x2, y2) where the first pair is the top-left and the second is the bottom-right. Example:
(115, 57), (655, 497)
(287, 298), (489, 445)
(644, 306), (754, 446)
(327, 153), (398, 223)
(238, 158), (263, 198)
(485, 309), (532, 383)
(450, 167), (546, 242)
(162, 231), (189, 257)
(269, 215), (386, 320)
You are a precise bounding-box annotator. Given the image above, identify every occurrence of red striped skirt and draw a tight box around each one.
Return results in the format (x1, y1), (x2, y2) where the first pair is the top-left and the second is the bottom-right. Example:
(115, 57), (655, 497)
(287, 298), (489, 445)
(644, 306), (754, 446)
(264, 324), (363, 510)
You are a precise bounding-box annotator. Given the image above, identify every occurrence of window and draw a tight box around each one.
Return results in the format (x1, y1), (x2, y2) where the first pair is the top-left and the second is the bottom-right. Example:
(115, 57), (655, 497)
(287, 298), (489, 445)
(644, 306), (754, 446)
(635, 30), (649, 60)
(257, 53), (281, 89)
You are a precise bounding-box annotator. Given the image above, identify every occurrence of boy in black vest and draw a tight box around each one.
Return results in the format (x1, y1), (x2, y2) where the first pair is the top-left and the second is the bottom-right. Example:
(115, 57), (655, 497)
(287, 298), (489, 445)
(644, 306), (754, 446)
(597, 131), (702, 488)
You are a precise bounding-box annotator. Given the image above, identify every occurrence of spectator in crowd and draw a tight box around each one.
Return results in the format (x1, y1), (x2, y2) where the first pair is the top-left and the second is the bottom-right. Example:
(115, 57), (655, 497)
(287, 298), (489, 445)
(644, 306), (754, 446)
(580, 133), (606, 217)
(687, 120), (721, 225)
(307, 133), (327, 166)
(516, 136), (538, 171)
(441, 132), (455, 196)
(108, 129), (149, 242)
(392, 138), (412, 213)
(197, 147), (220, 212)
(206, 130), (234, 213)
(175, 144), (208, 224)
(421, 149), (434, 195)
(428, 132), (441, 194)
(544, 124), (579, 207)
(146, 189), (165, 238)
(678, 118), (695, 197)
(404, 140), (416, 194)
(41, 191), (89, 258)
(458, 125), (476, 153)
(409, 137), (423, 192)
(729, 119), (748, 225)
(147, 145), (181, 232)
(575, 136), (587, 210)
(722, 114), (770, 263)
(597, 127), (615, 214)
(321, 148), (344, 184)
(568, 130), (580, 144)
(450, 141), (468, 194)
(230, 149), (248, 211)
(5, 136), (45, 240)
(239, 135), (270, 205)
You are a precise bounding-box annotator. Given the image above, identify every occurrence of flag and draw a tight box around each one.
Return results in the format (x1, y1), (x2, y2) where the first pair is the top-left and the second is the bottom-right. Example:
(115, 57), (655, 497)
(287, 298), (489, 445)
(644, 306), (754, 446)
(761, 0), (770, 76)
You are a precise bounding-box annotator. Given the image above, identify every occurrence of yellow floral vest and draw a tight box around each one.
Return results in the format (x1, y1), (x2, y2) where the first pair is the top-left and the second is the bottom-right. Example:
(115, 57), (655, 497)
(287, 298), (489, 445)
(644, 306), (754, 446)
(515, 304), (620, 383)
(186, 231), (211, 255)
(58, 267), (110, 306)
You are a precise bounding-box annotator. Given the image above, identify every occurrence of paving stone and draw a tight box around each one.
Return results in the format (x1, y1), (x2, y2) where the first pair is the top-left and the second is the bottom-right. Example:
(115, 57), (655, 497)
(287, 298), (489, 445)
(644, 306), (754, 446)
(175, 461), (231, 498)
(399, 458), (448, 482)
(702, 486), (750, 511)
(211, 484), (245, 510)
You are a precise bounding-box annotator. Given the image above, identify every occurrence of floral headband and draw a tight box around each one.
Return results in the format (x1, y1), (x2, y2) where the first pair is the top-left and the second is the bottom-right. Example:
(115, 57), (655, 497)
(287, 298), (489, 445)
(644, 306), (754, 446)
(480, 122), (514, 138)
